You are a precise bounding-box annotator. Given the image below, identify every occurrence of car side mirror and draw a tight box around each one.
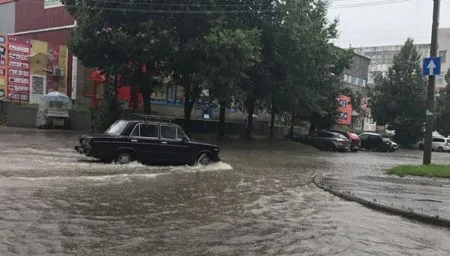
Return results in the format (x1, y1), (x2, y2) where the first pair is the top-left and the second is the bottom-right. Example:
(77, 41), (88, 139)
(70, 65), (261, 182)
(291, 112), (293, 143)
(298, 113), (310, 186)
(182, 137), (188, 143)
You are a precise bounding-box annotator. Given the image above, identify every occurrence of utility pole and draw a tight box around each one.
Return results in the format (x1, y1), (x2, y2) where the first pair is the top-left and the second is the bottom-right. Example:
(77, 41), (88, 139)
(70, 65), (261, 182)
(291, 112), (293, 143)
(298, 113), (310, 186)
(423, 0), (440, 165)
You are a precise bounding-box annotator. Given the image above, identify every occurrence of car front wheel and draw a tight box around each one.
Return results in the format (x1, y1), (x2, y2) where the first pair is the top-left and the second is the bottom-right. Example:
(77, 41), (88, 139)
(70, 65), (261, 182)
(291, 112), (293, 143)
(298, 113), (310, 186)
(116, 151), (134, 164)
(197, 153), (212, 166)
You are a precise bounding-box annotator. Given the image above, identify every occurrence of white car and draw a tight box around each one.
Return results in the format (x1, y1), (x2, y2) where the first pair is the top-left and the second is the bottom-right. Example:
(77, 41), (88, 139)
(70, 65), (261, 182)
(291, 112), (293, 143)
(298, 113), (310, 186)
(418, 137), (450, 152)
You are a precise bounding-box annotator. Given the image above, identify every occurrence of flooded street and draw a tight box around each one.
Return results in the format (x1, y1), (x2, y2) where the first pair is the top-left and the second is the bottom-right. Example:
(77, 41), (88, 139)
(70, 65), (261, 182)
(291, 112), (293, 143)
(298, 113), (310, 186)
(1, 128), (450, 255)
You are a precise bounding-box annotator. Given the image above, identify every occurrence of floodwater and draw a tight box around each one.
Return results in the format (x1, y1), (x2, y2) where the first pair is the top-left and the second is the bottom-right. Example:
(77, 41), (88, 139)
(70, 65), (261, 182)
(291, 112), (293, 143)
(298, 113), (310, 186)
(0, 128), (450, 255)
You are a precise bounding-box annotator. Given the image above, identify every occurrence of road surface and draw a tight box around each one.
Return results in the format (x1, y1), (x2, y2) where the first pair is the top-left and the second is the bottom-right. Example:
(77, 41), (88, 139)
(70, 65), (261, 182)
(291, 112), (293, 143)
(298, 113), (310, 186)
(0, 128), (449, 255)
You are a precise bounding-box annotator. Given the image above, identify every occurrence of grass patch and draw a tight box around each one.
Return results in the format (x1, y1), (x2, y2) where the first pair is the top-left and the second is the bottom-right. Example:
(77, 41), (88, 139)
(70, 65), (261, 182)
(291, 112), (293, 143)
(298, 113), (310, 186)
(388, 165), (450, 178)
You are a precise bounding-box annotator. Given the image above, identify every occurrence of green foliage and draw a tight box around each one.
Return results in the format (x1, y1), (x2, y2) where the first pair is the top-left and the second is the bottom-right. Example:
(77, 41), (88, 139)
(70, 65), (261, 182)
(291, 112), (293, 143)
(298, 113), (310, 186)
(93, 75), (122, 132)
(274, 1), (353, 126)
(63, 0), (352, 135)
(388, 164), (450, 178)
(435, 69), (450, 136)
(370, 38), (426, 147)
(202, 27), (261, 102)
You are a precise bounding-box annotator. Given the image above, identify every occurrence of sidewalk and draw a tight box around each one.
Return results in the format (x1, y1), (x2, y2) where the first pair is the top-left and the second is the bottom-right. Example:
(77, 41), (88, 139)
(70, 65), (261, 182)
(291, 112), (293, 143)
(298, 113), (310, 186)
(314, 152), (450, 227)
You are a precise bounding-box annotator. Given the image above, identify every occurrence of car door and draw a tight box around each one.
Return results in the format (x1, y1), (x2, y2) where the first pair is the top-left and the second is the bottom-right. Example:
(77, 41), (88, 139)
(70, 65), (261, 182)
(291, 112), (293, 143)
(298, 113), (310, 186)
(308, 132), (322, 148)
(130, 123), (161, 163)
(159, 124), (191, 165)
(359, 134), (369, 149)
(368, 135), (382, 150)
(316, 132), (332, 148)
(432, 138), (445, 150)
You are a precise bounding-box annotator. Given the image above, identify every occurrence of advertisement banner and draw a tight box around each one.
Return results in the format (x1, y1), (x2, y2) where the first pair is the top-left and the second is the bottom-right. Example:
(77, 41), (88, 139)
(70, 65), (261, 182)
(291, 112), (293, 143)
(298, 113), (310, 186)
(336, 95), (352, 125)
(46, 43), (60, 92)
(7, 36), (31, 102)
(0, 34), (7, 100)
(58, 45), (68, 94)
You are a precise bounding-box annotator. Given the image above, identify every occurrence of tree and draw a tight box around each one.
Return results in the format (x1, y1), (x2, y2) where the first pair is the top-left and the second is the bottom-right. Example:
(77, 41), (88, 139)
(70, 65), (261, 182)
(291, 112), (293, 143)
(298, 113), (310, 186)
(274, 0), (353, 132)
(370, 38), (426, 147)
(63, 0), (171, 125)
(435, 69), (450, 135)
(201, 27), (261, 136)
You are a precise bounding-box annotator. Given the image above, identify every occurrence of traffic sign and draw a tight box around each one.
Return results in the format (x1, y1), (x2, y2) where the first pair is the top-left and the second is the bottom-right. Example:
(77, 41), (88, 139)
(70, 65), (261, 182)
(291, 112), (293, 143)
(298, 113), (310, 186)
(422, 57), (441, 76)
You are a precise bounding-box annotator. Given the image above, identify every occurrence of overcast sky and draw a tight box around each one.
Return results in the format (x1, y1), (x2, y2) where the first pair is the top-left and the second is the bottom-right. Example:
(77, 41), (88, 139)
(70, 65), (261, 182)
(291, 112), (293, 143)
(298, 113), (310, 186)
(327, 0), (450, 48)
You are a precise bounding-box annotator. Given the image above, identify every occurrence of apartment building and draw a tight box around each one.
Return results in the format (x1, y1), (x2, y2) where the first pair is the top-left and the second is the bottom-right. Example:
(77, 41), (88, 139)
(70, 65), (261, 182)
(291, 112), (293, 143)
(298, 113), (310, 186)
(353, 27), (450, 89)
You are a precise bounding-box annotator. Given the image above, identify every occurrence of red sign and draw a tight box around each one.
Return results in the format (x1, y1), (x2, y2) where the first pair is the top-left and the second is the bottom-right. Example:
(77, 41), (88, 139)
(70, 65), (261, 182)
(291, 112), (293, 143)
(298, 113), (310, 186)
(337, 95), (352, 125)
(7, 36), (31, 102)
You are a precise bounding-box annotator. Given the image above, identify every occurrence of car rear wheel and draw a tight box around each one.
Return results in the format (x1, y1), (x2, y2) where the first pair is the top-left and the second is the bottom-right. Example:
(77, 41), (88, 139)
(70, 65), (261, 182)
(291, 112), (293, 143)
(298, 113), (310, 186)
(197, 153), (212, 166)
(116, 151), (134, 164)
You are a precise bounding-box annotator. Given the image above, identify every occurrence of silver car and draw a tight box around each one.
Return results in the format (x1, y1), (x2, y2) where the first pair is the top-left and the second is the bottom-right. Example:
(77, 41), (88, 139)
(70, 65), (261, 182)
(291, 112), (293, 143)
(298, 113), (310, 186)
(418, 137), (450, 152)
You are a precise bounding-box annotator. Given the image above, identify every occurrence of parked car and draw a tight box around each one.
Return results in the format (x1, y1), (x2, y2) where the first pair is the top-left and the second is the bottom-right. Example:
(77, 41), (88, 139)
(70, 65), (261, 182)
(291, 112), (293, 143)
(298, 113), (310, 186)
(330, 130), (361, 152)
(359, 132), (398, 152)
(75, 117), (220, 165)
(418, 137), (450, 152)
(301, 130), (351, 152)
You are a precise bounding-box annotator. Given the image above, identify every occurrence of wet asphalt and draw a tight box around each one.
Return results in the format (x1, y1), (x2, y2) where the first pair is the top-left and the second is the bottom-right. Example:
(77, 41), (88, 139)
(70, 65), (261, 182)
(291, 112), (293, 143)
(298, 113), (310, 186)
(1, 127), (450, 255)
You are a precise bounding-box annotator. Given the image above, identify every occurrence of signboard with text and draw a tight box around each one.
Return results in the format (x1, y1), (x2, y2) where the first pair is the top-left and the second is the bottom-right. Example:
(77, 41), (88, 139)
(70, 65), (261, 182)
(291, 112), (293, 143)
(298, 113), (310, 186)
(0, 34), (7, 100)
(7, 36), (31, 102)
(336, 95), (352, 125)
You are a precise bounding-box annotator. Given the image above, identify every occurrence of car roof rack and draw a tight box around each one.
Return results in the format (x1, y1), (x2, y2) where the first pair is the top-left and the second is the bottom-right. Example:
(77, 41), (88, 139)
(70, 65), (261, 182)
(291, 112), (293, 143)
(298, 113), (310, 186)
(124, 113), (175, 123)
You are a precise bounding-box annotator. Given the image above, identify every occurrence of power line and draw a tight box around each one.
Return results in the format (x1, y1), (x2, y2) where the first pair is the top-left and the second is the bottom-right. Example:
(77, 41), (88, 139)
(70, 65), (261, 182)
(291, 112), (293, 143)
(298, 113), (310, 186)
(331, 0), (413, 8)
(17, 0), (418, 12)
(88, 0), (273, 7)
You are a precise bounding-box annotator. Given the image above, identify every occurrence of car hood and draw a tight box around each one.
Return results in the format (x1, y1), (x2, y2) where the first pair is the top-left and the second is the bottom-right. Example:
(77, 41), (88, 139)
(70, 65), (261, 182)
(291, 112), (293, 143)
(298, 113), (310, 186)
(79, 133), (119, 140)
(189, 140), (219, 149)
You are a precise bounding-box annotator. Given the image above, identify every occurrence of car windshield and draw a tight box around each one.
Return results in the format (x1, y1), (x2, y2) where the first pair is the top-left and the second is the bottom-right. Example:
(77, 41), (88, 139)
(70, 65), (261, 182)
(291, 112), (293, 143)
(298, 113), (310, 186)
(104, 120), (128, 135)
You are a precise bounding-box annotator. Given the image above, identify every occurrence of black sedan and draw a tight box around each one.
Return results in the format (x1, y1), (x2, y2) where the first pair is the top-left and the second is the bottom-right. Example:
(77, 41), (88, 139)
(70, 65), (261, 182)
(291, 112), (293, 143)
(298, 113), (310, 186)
(75, 118), (220, 165)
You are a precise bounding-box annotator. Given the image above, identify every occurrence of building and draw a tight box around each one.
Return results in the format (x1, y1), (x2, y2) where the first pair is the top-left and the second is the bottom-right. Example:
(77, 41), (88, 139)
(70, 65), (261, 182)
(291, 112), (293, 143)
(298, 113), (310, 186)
(353, 43), (431, 85)
(1, 0), (75, 45)
(336, 52), (376, 131)
(352, 27), (450, 89)
(0, 0), (76, 100)
(438, 27), (450, 85)
(340, 53), (371, 93)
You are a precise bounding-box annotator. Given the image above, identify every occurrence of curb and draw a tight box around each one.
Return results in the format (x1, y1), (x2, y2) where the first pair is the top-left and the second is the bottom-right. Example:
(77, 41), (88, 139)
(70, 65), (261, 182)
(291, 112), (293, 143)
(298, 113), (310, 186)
(313, 175), (450, 228)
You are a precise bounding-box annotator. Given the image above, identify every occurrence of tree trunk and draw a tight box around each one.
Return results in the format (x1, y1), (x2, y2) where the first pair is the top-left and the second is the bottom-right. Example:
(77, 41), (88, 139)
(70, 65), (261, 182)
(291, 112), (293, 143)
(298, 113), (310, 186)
(246, 97), (255, 138)
(287, 110), (295, 138)
(130, 83), (139, 111)
(183, 84), (194, 121)
(270, 89), (275, 138)
(218, 101), (226, 137)
(309, 122), (316, 134)
(141, 83), (152, 115)
(184, 100), (195, 121)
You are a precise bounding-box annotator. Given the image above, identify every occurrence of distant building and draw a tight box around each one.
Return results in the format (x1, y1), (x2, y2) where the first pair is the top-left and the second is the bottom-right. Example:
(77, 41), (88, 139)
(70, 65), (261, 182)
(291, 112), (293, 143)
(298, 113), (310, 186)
(352, 27), (450, 89)
(353, 43), (432, 85)
(336, 51), (374, 131)
(340, 53), (371, 93)
(438, 27), (450, 86)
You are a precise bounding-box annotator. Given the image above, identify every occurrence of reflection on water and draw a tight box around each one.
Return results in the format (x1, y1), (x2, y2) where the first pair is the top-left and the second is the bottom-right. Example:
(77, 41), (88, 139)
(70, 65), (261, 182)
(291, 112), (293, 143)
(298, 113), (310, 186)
(0, 131), (450, 255)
